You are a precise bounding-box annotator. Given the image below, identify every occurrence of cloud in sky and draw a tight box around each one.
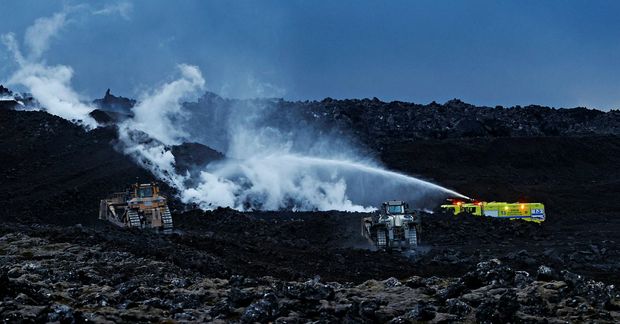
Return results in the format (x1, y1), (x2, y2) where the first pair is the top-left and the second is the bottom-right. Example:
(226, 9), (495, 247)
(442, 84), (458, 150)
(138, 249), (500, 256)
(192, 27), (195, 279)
(92, 2), (133, 20)
(24, 12), (66, 60)
(3, 1), (620, 109)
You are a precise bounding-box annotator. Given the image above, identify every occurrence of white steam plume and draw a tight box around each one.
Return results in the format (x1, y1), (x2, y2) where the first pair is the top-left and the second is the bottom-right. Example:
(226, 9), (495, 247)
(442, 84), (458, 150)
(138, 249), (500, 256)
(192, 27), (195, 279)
(129, 64), (205, 145)
(24, 12), (66, 60)
(2, 35), (98, 127)
(117, 64), (206, 189)
(178, 152), (468, 212)
(1, 5), (135, 127)
(1, 10), (98, 127)
(115, 68), (468, 211)
(92, 2), (133, 20)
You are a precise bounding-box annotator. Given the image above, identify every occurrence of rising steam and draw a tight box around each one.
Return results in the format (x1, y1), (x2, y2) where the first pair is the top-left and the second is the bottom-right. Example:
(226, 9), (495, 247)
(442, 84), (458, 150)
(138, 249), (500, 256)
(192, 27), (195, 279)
(3, 9), (468, 212)
(116, 68), (468, 211)
(1, 9), (98, 128)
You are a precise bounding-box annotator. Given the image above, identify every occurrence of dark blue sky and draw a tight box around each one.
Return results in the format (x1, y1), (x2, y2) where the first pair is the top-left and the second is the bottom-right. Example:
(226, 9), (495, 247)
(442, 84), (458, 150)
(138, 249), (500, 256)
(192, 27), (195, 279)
(2, 0), (620, 109)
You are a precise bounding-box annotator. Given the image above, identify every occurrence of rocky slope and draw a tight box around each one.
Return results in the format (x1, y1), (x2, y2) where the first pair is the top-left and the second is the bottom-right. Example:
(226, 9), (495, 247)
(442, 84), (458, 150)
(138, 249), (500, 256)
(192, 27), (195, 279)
(0, 108), (220, 225)
(1, 217), (619, 323)
(2, 86), (620, 322)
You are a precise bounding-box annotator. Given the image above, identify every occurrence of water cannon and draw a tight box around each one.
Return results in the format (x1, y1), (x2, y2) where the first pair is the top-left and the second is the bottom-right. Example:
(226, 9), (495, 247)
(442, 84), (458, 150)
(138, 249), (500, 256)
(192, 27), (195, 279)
(446, 197), (474, 205)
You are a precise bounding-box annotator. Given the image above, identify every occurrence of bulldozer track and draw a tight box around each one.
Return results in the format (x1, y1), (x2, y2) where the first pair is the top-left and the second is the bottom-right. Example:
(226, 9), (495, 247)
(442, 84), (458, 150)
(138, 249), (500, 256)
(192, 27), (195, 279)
(127, 210), (141, 228)
(162, 206), (173, 234)
(376, 229), (387, 248)
(408, 227), (418, 247)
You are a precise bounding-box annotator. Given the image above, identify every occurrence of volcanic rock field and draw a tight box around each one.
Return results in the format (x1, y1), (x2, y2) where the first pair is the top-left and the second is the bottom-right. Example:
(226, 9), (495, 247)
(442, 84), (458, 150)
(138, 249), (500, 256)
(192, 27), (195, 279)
(1, 88), (620, 322)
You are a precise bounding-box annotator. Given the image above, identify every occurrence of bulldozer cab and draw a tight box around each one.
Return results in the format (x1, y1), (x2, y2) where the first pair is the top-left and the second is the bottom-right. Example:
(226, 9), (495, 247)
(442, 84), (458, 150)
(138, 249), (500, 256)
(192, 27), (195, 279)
(137, 186), (153, 198)
(131, 183), (160, 199)
(383, 200), (408, 215)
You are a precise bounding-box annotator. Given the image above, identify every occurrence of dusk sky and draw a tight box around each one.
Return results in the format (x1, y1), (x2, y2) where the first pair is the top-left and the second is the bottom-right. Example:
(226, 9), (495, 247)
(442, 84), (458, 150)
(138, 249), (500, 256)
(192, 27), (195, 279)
(2, 0), (620, 109)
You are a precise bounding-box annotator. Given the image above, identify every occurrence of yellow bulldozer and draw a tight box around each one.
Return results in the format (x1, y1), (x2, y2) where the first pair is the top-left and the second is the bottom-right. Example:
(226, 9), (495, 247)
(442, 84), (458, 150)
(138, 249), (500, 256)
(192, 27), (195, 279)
(440, 199), (545, 223)
(99, 182), (173, 233)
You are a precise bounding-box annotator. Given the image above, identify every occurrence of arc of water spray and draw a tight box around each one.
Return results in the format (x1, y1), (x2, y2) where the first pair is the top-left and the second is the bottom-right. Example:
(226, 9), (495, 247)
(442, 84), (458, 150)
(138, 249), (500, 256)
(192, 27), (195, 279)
(276, 154), (470, 199)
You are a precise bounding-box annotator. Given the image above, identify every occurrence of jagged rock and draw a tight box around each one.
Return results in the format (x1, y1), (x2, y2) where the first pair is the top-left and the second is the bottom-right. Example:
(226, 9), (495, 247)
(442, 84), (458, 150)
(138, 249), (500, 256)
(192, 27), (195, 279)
(210, 299), (232, 318)
(445, 298), (472, 317)
(537, 265), (558, 281)
(404, 276), (426, 289)
(461, 259), (515, 289)
(88, 109), (132, 125)
(0, 86), (19, 111)
(452, 118), (488, 137)
(46, 304), (74, 323)
(358, 299), (382, 320)
(171, 277), (189, 288)
(0, 85), (12, 96)
(406, 300), (436, 321)
(228, 287), (256, 307)
(241, 292), (279, 323)
(514, 270), (533, 288)
(92, 89), (136, 112)
(383, 277), (402, 288)
(282, 278), (334, 301)
(171, 142), (225, 174)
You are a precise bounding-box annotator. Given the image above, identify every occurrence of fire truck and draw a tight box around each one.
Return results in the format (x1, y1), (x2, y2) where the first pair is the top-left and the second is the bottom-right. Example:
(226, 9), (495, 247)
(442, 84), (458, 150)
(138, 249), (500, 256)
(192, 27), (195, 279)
(440, 199), (545, 223)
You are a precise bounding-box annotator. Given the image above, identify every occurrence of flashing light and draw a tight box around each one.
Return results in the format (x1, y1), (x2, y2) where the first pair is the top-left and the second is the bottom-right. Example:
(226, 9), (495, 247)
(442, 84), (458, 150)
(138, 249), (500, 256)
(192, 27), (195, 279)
(457, 202), (462, 206)
(504, 206), (509, 210)
(520, 204), (525, 210)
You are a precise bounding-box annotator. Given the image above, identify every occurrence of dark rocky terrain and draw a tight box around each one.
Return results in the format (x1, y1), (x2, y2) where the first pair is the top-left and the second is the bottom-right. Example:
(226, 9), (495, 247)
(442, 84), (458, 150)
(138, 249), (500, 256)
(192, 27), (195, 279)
(1, 87), (620, 322)
(183, 92), (620, 153)
(1, 212), (619, 322)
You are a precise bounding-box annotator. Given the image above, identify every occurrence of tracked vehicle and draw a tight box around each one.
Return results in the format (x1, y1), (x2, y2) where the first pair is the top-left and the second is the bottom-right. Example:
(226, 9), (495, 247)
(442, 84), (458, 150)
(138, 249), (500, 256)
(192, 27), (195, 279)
(362, 200), (421, 251)
(99, 182), (173, 233)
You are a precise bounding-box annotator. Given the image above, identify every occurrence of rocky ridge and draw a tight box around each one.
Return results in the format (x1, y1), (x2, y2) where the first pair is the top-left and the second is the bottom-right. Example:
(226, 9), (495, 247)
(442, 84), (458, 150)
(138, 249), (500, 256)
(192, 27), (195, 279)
(185, 92), (620, 153)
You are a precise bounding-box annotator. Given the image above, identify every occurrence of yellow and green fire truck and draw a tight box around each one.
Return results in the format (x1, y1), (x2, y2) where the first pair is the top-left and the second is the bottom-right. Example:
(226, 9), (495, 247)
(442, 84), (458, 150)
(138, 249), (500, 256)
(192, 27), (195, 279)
(440, 199), (545, 223)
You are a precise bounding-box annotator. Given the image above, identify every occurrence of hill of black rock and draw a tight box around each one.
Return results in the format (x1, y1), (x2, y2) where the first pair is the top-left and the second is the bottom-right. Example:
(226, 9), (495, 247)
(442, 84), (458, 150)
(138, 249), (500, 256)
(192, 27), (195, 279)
(1, 86), (620, 322)
(0, 107), (221, 225)
(187, 92), (620, 152)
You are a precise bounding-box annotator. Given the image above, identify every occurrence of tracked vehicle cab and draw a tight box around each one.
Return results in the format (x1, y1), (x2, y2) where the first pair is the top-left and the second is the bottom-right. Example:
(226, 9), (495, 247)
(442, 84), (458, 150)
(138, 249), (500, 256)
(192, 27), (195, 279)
(385, 202), (405, 214)
(136, 185), (153, 198)
(128, 183), (165, 207)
